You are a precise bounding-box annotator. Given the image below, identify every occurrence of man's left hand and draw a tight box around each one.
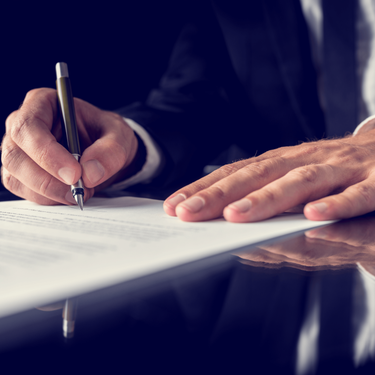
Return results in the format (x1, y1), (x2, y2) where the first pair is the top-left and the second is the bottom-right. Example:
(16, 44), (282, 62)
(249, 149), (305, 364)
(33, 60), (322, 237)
(164, 125), (375, 222)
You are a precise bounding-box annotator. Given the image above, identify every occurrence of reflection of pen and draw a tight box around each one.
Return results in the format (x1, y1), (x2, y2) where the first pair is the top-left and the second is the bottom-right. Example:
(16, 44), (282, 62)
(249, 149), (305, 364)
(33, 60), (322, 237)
(55, 62), (84, 210)
(62, 298), (78, 339)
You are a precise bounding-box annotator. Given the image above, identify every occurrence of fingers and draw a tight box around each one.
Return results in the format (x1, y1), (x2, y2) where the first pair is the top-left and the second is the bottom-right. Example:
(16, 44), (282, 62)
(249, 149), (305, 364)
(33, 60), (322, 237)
(2, 88), (134, 206)
(304, 175), (375, 220)
(1, 134), (83, 205)
(5, 88), (82, 186)
(166, 161), (337, 223)
(79, 112), (138, 188)
(224, 164), (336, 222)
(164, 157), (293, 220)
(163, 159), (252, 216)
(1, 150), (95, 206)
(2, 166), (64, 205)
(164, 134), (375, 223)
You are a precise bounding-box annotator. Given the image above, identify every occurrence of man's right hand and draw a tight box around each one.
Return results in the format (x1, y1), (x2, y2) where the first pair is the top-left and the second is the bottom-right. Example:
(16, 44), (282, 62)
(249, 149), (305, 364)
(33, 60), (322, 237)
(1, 88), (138, 206)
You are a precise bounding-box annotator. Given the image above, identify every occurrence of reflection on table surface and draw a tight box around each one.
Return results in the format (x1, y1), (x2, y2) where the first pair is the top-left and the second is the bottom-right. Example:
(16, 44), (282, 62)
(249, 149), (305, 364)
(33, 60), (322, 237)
(2, 214), (375, 374)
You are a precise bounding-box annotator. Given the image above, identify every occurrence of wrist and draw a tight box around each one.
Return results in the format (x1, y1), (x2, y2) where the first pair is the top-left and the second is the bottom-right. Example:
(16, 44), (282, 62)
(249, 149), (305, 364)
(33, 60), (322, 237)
(115, 132), (147, 182)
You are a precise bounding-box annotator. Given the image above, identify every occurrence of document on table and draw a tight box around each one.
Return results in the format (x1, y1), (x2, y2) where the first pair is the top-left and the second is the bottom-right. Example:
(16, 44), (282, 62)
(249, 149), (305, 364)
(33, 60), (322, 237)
(0, 197), (333, 318)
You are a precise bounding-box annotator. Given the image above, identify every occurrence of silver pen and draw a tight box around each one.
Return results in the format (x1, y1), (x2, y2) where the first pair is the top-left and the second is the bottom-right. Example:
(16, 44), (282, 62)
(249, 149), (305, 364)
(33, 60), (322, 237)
(62, 298), (79, 339)
(55, 62), (84, 210)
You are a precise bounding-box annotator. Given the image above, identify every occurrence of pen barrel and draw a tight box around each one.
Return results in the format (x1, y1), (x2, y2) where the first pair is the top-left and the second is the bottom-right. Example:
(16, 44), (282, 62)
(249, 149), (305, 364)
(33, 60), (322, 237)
(62, 298), (78, 339)
(56, 77), (81, 156)
(62, 298), (78, 321)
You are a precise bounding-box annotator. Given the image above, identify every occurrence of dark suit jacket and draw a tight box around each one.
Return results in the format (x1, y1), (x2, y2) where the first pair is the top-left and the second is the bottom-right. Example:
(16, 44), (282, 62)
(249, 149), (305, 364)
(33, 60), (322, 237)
(118, 0), (352, 189)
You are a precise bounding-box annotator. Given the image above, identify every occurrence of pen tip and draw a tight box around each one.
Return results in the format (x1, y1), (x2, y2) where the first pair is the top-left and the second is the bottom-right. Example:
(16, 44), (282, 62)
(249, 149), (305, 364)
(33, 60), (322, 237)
(75, 194), (84, 211)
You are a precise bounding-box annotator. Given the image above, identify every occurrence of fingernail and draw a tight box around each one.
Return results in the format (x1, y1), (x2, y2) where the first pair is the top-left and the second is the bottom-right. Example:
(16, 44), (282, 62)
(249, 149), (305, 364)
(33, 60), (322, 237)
(166, 193), (186, 208)
(58, 167), (76, 185)
(228, 199), (252, 213)
(179, 196), (205, 213)
(65, 190), (76, 204)
(309, 202), (328, 214)
(82, 159), (105, 185)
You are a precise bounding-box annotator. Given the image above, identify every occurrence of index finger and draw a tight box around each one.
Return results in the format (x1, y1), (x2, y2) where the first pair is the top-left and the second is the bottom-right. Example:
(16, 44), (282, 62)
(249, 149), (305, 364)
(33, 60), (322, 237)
(163, 156), (282, 217)
(166, 156), (295, 221)
(6, 88), (81, 185)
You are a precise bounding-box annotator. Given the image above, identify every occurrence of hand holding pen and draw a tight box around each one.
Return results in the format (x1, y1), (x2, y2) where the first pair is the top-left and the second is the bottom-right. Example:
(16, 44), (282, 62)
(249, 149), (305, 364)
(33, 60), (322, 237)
(1, 72), (139, 206)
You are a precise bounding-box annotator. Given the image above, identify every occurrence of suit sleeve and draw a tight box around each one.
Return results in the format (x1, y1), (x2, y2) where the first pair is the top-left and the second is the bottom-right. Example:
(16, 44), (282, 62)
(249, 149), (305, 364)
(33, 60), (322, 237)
(117, 4), (238, 190)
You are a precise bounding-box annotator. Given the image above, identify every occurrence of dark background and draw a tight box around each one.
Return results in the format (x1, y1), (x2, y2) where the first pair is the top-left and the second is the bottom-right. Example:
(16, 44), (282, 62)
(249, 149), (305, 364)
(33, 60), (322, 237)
(0, 0), (192, 189)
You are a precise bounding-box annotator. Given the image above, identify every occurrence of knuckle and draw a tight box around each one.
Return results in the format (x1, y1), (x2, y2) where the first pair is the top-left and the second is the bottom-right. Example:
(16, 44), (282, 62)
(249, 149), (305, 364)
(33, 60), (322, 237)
(303, 143), (319, 155)
(326, 139), (342, 150)
(355, 184), (374, 206)
(349, 151), (367, 165)
(337, 144), (364, 163)
(255, 148), (283, 161)
(5, 110), (19, 131)
(39, 175), (54, 197)
(291, 165), (320, 184)
(1, 168), (20, 193)
(261, 188), (277, 203)
(293, 142), (319, 158)
(1, 142), (22, 172)
(194, 181), (209, 191)
(327, 140), (366, 163)
(24, 88), (45, 101)
(216, 162), (239, 177)
(179, 177), (209, 194)
(9, 113), (32, 144)
(207, 185), (226, 201)
(244, 162), (272, 180)
(8, 89), (55, 144)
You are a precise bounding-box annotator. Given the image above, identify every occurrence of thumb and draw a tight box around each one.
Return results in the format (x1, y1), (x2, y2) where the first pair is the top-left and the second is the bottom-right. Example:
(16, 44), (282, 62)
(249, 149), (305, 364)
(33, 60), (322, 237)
(80, 115), (138, 188)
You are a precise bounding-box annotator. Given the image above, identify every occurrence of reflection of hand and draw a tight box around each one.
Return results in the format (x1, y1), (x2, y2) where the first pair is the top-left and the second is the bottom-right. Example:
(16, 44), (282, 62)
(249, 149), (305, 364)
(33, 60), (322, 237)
(35, 301), (65, 311)
(1, 88), (138, 205)
(236, 217), (375, 274)
(164, 127), (375, 222)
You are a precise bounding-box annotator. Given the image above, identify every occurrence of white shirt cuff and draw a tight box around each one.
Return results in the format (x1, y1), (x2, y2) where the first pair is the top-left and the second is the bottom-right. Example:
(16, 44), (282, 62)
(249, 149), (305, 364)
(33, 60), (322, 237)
(104, 118), (164, 192)
(353, 115), (375, 135)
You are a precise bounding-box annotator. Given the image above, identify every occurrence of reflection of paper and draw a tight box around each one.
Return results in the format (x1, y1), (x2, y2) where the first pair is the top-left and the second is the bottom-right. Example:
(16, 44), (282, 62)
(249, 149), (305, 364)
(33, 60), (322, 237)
(0, 197), (332, 317)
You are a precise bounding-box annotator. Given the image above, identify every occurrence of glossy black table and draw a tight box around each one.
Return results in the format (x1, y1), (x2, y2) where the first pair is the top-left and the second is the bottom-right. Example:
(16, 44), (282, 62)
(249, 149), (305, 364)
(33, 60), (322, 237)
(1, 190), (375, 374)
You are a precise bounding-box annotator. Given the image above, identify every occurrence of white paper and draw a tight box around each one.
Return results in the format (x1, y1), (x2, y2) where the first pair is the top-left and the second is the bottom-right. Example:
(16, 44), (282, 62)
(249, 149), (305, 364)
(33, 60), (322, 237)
(0, 197), (333, 317)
